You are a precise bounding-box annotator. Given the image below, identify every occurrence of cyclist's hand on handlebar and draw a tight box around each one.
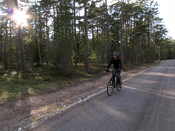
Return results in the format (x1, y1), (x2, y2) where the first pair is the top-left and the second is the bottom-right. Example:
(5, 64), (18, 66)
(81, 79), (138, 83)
(122, 68), (127, 72)
(105, 69), (110, 72)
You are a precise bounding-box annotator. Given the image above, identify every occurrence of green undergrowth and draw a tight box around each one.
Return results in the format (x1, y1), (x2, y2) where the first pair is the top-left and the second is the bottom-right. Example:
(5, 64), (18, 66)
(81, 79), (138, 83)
(0, 64), (105, 103)
(0, 61), (158, 103)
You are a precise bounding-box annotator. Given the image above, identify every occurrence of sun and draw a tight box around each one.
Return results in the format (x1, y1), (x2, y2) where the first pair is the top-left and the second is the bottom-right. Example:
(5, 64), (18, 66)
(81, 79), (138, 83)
(12, 9), (30, 28)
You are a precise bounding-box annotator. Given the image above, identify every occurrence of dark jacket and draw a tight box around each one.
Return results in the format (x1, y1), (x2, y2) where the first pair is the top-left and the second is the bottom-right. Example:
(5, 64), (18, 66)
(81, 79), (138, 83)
(107, 58), (122, 70)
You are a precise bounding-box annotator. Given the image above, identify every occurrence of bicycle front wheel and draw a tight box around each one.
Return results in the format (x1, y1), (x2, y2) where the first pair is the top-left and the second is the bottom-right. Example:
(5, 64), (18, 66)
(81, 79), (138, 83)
(107, 81), (113, 96)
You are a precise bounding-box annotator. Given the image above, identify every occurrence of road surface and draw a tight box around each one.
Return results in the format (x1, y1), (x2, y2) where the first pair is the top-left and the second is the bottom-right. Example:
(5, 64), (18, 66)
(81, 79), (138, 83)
(32, 60), (175, 131)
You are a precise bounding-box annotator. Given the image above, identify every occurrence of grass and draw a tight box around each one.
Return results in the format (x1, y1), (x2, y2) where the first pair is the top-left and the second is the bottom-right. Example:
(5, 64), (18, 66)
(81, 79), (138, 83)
(0, 64), (105, 103)
(0, 61), (158, 103)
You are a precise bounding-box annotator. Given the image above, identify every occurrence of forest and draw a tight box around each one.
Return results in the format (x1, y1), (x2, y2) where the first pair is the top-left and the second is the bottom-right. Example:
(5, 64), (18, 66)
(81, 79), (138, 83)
(0, 0), (175, 101)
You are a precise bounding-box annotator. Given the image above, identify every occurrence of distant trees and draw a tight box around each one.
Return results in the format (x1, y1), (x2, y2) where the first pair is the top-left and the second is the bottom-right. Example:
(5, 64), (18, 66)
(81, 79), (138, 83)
(159, 39), (175, 60)
(0, 0), (170, 74)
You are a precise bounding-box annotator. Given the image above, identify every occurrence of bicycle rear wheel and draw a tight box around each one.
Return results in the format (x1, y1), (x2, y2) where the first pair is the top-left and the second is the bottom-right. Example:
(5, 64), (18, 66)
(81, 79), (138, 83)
(107, 80), (113, 96)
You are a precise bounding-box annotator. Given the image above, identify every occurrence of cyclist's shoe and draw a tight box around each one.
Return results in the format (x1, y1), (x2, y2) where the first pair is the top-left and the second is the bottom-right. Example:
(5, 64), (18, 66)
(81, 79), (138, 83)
(117, 84), (122, 91)
(117, 87), (121, 91)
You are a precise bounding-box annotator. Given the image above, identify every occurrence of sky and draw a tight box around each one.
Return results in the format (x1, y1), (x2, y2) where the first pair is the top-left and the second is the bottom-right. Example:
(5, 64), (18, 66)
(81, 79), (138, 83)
(108, 0), (175, 39)
(157, 0), (175, 39)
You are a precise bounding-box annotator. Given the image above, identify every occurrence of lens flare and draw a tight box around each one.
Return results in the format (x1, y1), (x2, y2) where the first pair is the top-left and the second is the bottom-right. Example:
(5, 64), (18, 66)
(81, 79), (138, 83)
(12, 9), (29, 27)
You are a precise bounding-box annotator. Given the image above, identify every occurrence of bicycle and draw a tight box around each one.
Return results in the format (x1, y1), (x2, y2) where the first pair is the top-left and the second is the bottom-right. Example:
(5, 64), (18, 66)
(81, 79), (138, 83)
(106, 69), (122, 96)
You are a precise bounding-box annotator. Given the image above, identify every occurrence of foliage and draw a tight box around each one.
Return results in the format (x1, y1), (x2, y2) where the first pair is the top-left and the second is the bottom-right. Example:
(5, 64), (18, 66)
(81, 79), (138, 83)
(0, 0), (171, 73)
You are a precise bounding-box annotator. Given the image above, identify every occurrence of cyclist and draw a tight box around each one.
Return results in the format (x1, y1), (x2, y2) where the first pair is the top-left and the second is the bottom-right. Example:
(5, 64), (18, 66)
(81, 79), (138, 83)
(106, 52), (122, 88)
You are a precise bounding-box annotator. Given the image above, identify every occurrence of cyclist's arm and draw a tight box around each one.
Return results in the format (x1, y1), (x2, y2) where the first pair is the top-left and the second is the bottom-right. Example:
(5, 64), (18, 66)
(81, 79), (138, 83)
(107, 59), (113, 70)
